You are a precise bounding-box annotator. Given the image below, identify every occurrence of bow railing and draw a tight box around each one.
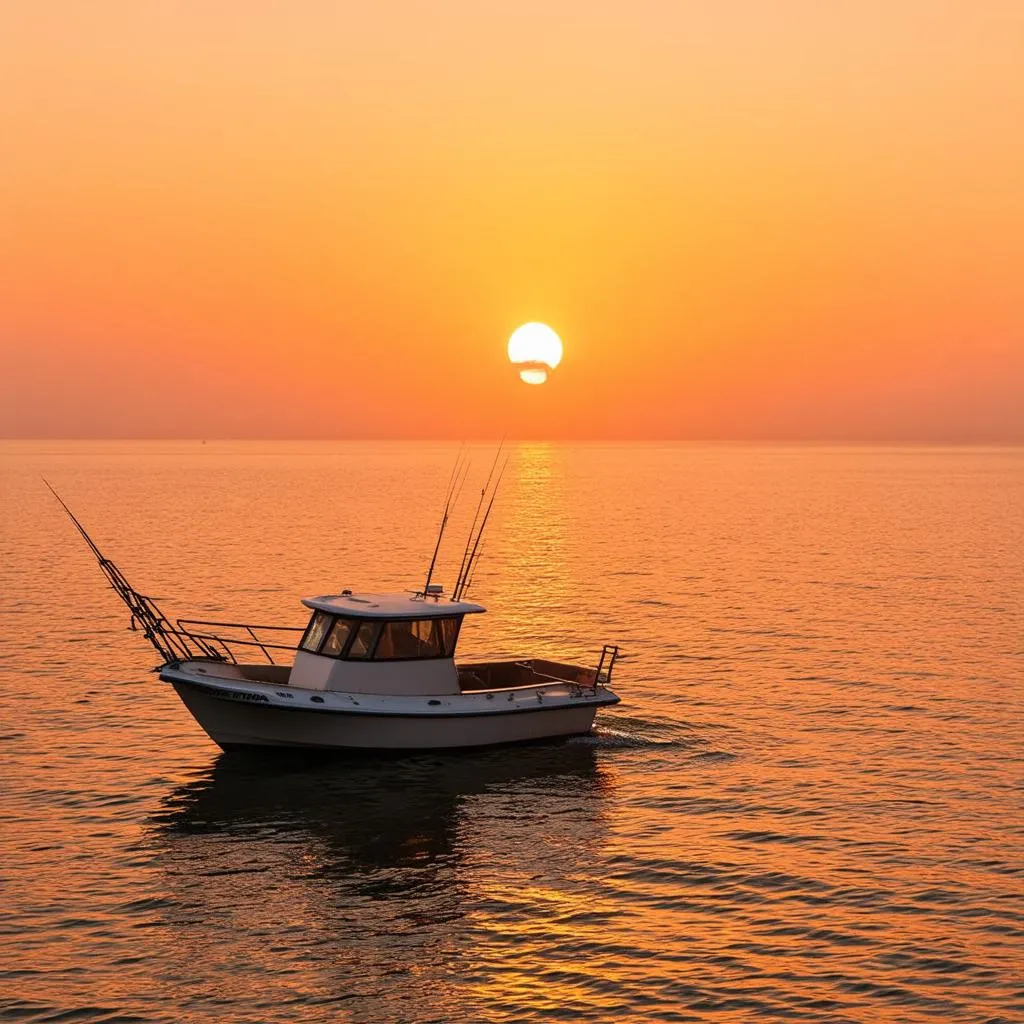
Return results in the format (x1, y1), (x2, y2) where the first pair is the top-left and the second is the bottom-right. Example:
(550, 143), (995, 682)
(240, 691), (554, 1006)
(174, 619), (304, 665)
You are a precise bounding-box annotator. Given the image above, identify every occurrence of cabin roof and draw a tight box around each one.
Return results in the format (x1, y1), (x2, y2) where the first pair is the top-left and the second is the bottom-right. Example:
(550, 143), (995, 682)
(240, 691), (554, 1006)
(301, 591), (486, 619)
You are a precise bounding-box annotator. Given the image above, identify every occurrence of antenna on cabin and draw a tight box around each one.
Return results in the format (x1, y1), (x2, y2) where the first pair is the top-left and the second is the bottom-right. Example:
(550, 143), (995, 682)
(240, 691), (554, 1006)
(454, 452), (508, 601)
(421, 449), (468, 599)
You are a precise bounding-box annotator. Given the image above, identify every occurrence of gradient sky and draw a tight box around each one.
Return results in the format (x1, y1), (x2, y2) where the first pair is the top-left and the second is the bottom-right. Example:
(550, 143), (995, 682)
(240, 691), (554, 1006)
(1, 1), (1022, 440)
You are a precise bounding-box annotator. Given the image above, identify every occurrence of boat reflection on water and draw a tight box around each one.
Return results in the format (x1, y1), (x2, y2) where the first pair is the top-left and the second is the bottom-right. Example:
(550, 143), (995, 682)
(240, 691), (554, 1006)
(146, 744), (612, 1021)
(154, 742), (609, 873)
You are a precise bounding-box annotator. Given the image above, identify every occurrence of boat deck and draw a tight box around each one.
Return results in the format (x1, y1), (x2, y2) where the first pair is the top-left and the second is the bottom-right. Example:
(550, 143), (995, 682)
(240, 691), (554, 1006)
(457, 659), (598, 693)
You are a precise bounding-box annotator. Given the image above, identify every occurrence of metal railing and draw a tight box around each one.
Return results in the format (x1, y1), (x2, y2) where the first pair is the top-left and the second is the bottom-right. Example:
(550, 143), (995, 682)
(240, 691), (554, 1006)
(175, 619), (304, 665)
(563, 646), (621, 697)
(595, 644), (620, 687)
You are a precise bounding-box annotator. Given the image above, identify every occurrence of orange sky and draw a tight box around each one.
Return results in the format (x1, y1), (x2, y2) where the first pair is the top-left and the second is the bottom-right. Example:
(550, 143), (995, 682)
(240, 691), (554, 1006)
(1, 1), (1021, 440)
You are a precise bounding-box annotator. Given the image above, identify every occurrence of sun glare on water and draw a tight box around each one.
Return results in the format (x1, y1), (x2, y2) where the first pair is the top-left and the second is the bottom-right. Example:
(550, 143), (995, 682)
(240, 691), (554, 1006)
(508, 323), (563, 385)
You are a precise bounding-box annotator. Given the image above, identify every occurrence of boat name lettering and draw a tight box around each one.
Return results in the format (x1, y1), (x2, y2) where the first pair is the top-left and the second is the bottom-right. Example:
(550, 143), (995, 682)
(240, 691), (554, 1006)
(192, 682), (270, 704)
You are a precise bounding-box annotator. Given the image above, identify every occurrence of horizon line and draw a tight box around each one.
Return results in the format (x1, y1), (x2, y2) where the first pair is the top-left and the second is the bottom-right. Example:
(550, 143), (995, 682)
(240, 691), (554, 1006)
(3, 437), (1023, 447)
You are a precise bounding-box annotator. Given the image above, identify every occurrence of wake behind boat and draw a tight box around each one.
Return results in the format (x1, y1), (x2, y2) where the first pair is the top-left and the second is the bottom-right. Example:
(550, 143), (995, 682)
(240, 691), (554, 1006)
(46, 464), (621, 752)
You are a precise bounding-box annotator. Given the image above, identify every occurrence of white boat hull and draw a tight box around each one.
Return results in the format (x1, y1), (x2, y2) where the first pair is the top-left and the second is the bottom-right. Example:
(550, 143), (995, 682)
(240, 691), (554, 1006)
(168, 675), (615, 751)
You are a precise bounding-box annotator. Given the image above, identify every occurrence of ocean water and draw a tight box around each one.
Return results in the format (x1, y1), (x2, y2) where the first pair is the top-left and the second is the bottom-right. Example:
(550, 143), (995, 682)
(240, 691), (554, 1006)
(1, 441), (1021, 1024)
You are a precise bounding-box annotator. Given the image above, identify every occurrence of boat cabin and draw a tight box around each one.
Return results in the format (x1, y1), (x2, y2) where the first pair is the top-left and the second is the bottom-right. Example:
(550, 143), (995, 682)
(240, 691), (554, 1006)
(291, 590), (485, 695)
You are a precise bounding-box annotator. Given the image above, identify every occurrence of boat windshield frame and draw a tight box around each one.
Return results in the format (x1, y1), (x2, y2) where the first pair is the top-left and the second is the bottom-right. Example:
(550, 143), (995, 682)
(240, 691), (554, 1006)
(298, 611), (464, 663)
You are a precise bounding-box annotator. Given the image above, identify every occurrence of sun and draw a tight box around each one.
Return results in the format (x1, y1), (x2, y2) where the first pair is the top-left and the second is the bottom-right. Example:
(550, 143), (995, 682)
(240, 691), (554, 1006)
(507, 323), (563, 385)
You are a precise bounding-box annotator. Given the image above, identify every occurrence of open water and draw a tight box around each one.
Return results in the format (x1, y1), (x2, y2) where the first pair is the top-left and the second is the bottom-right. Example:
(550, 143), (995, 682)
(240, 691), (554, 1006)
(1, 442), (1022, 1023)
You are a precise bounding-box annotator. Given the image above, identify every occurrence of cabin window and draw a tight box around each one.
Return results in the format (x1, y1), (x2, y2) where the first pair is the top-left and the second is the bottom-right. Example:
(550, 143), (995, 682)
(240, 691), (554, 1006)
(321, 618), (356, 658)
(300, 611), (332, 653)
(372, 617), (461, 660)
(375, 619), (437, 659)
(347, 620), (379, 660)
(298, 614), (462, 660)
(437, 616), (461, 657)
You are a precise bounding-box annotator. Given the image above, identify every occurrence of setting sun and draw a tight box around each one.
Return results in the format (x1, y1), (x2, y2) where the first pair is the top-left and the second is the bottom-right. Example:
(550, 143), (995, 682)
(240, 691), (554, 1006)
(508, 323), (564, 385)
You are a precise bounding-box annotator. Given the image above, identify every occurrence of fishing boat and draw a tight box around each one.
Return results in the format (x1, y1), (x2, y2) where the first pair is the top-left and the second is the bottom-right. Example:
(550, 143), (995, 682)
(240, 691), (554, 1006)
(46, 465), (621, 752)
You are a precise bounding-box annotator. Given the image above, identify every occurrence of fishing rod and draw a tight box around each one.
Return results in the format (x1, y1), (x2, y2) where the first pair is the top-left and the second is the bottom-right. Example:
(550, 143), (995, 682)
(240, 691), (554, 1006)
(460, 536), (486, 600)
(453, 442), (504, 599)
(421, 449), (469, 598)
(454, 455), (508, 601)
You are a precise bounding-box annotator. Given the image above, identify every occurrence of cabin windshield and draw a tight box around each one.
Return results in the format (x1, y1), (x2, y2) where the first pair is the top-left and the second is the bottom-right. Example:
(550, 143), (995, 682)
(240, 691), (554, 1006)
(299, 613), (462, 661)
(321, 618), (354, 657)
(300, 611), (332, 653)
(347, 621), (377, 660)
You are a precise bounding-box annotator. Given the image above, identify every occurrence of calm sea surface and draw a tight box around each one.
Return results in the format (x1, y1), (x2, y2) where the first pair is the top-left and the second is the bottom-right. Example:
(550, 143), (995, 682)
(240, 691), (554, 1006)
(1, 442), (1022, 1023)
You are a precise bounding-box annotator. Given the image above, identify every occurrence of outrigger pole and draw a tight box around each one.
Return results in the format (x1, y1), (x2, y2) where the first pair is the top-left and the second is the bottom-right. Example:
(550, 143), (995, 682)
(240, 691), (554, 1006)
(43, 480), (209, 665)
